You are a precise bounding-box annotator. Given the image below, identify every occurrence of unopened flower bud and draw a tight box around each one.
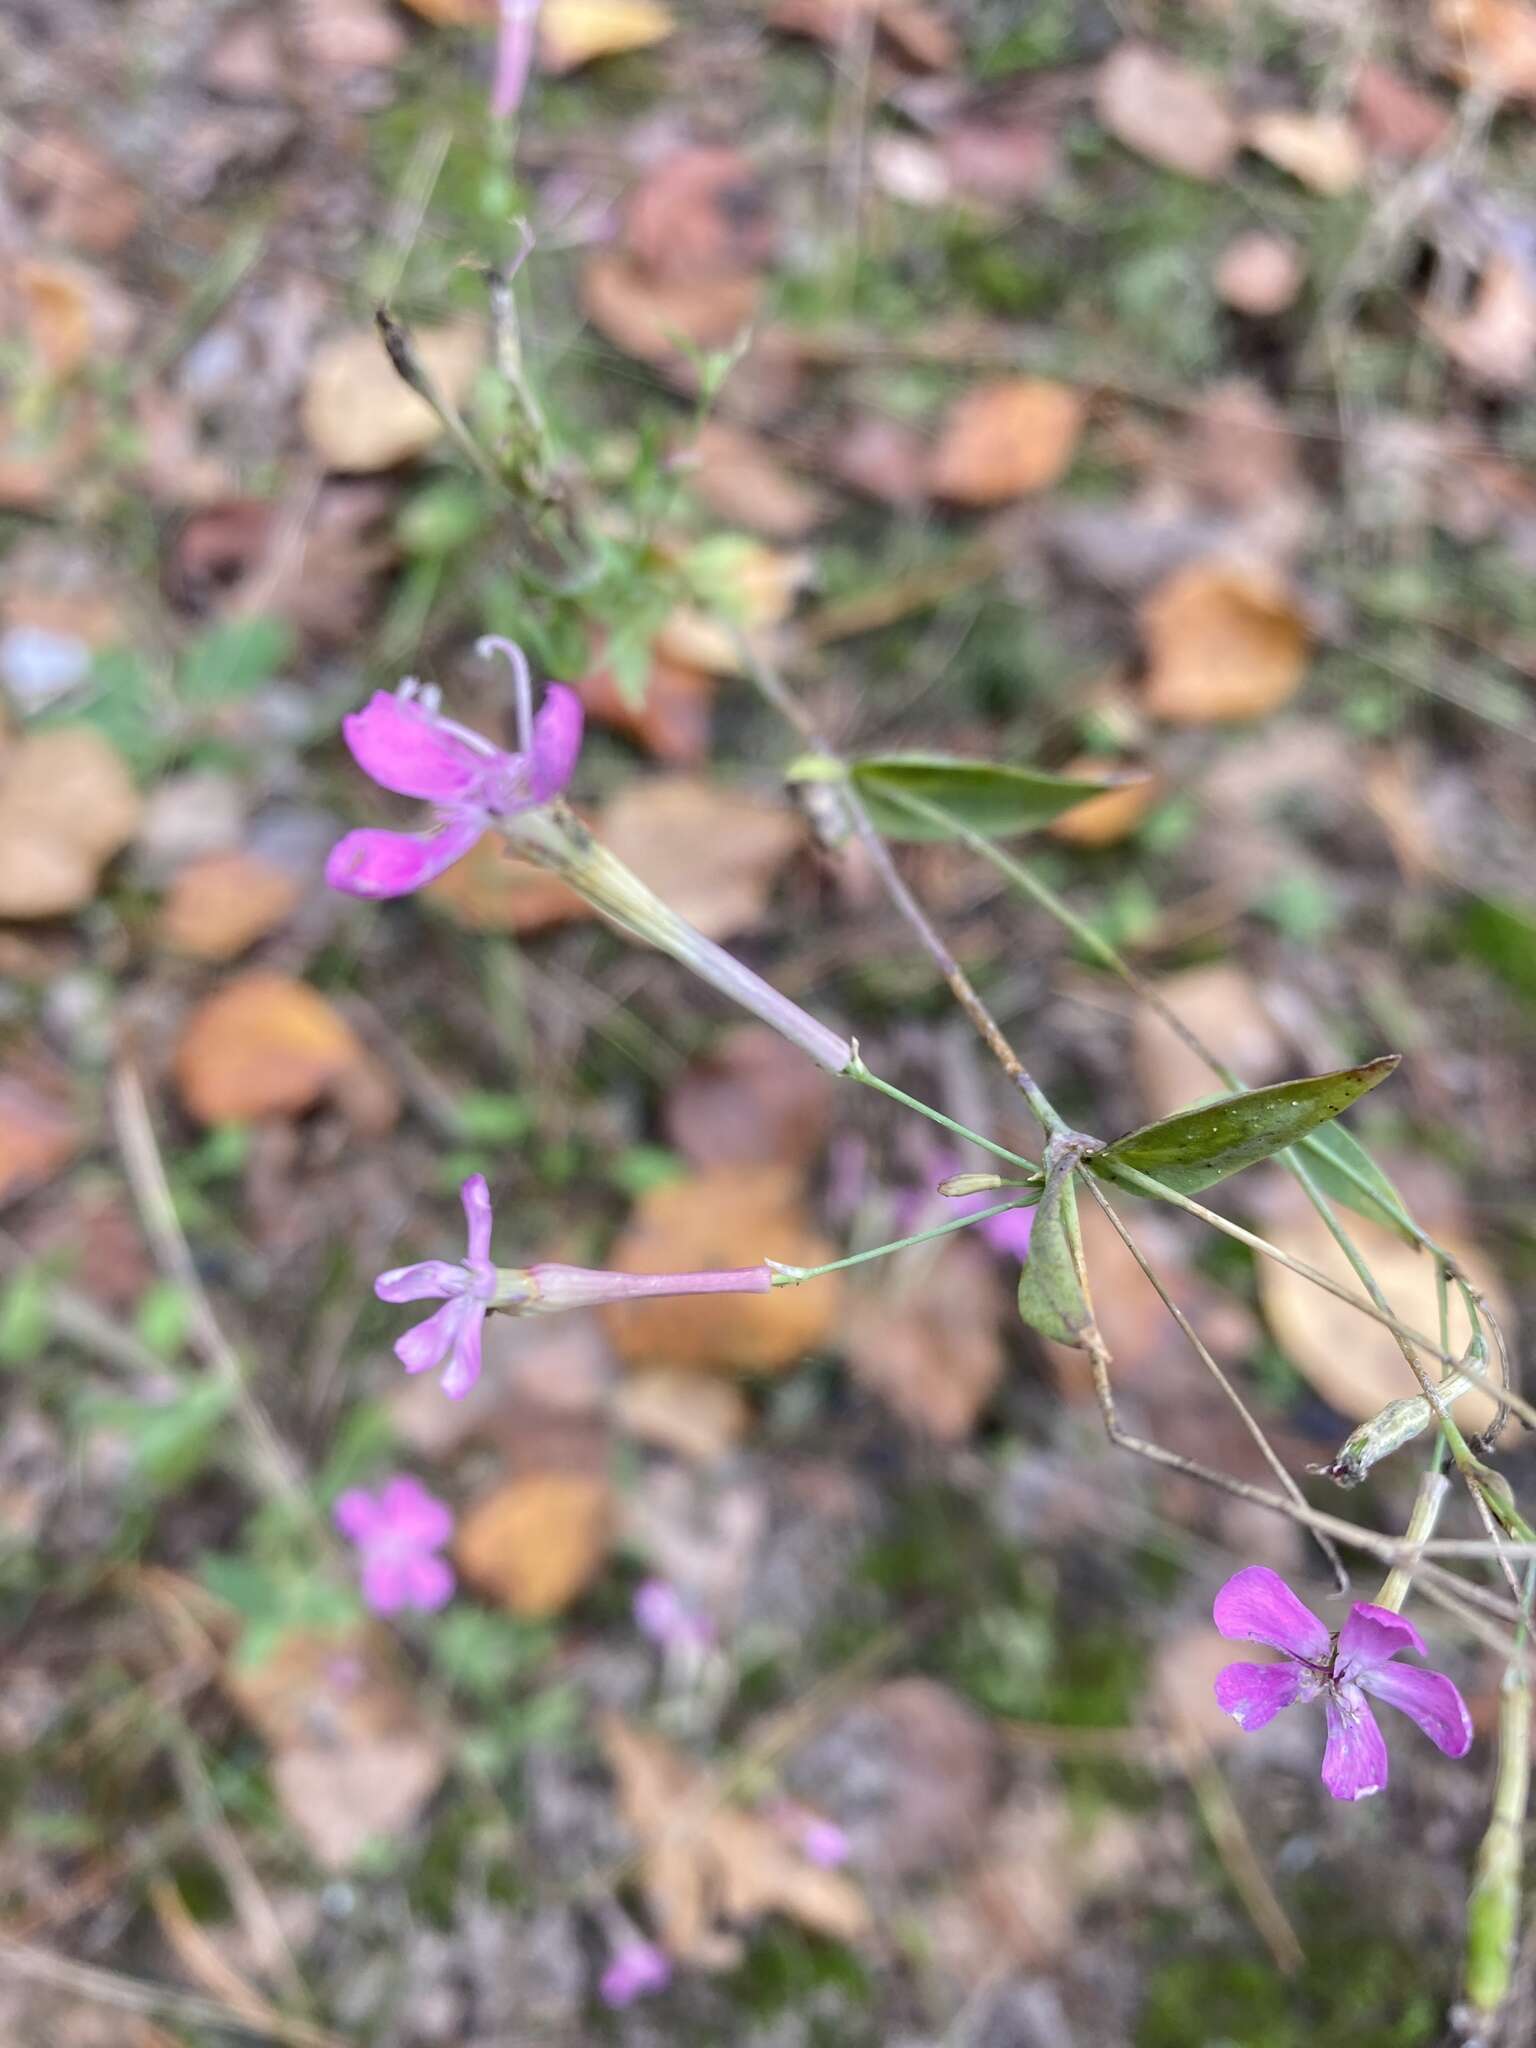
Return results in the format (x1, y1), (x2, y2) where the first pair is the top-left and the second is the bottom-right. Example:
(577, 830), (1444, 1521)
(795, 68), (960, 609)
(937, 1172), (1005, 1198)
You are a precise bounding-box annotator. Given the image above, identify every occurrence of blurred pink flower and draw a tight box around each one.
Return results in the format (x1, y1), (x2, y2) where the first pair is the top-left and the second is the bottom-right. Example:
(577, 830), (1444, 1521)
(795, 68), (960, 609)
(491, 0), (541, 120)
(599, 1939), (671, 2008)
(334, 1475), (455, 1614)
(325, 650), (582, 899)
(632, 1577), (716, 1653)
(1213, 1566), (1472, 1801)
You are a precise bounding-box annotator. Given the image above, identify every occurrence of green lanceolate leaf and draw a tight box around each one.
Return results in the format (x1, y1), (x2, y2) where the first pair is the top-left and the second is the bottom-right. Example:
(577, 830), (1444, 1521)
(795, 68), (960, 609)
(1017, 1165), (1091, 1349)
(1295, 1120), (1418, 1246)
(1088, 1056), (1400, 1198)
(843, 754), (1146, 842)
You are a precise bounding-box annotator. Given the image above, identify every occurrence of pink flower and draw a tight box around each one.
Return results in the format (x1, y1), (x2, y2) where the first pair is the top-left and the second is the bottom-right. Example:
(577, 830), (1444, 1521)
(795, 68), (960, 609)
(334, 1475), (455, 1614)
(325, 657), (582, 900)
(1212, 1566), (1472, 1801)
(375, 1174), (503, 1398)
(375, 1177), (778, 1399)
(632, 1577), (716, 1653)
(598, 1939), (671, 2008)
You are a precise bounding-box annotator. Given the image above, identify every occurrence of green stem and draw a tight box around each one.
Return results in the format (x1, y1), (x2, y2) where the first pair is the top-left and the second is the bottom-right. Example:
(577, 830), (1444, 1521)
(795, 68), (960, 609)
(1464, 1577), (1534, 2017)
(1376, 1471), (1450, 1612)
(847, 1058), (1040, 1175)
(769, 1197), (1037, 1286)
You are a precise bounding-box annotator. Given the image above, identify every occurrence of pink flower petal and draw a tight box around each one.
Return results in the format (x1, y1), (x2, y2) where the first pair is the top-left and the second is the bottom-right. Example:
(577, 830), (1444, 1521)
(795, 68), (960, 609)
(342, 692), (483, 802)
(1359, 1661), (1472, 1758)
(395, 1296), (472, 1376)
(1213, 1567), (1330, 1664)
(1335, 1600), (1427, 1678)
(438, 1302), (485, 1399)
(1321, 1686), (1390, 1801)
(326, 816), (484, 899)
(360, 1555), (413, 1615)
(333, 1488), (383, 1542)
(402, 1552), (456, 1611)
(459, 1173), (494, 1268)
(1213, 1658), (1311, 1732)
(374, 1259), (465, 1304)
(527, 682), (583, 801)
(378, 1476), (455, 1550)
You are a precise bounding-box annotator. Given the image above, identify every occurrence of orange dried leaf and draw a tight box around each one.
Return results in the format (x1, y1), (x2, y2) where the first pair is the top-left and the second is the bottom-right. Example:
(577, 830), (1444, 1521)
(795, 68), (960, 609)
(0, 1065), (81, 1207)
(0, 727), (140, 918)
(1213, 231), (1305, 317)
(539, 0), (676, 73)
(581, 251), (759, 368)
(302, 320), (484, 472)
(1140, 559), (1309, 723)
(157, 852), (301, 961)
(577, 644), (717, 765)
(1434, 0), (1536, 99)
(1047, 757), (1159, 846)
(928, 378), (1084, 505)
(1426, 257), (1536, 390)
(685, 422), (827, 540)
(174, 971), (364, 1125)
(424, 834), (591, 933)
(1245, 110), (1365, 194)
(842, 1235), (1004, 1441)
(455, 1473), (611, 1616)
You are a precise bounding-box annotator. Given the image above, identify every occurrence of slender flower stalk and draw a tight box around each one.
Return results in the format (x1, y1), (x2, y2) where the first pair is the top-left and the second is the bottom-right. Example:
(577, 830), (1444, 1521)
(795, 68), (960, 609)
(491, 0), (541, 121)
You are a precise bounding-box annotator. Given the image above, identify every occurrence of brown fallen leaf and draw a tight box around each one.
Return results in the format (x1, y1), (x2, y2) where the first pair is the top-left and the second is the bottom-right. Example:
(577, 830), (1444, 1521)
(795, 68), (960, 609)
(1214, 231), (1305, 317)
(455, 1473), (611, 1617)
(601, 1166), (839, 1373)
(940, 117), (1057, 208)
(683, 422), (827, 540)
(1140, 558), (1309, 723)
(157, 852), (301, 961)
(770, 0), (954, 69)
(665, 1024), (836, 1171)
(1352, 63), (1453, 158)
(0, 727), (141, 919)
(1426, 257), (1536, 391)
(1254, 1177), (1510, 1429)
(0, 1060), (81, 1207)
(1095, 43), (1238, 182)
(582, 250), (760, 371)
(625, 150), (777, 286)
(1131, 963), (1287, 1126)
(615, 1367), (752, 1462)
(1153, 1627), (1250, 1752)
(928, 378), (1084, 505)
(827, 412), (929, 506)
(9, 125), (143, 254)
(1047, 756), (1159, 847)
(10, 259), (136, 380)
(423, 834), (591, 933)
(1245, 110), (1365, 195)
(540, 0), (676, 70)
(842, 1233), (1003, 1441)
(301, 320), (484, 473)
(1434, 0), (1536, 99)
(174, 971), (366, 1125)
(395, 0), (490, 23)
(576, 643), (717, 765)
(599, 775), (804, 940)
(600, 1713), (869, 1969)
(223, 1625), (446, 1871)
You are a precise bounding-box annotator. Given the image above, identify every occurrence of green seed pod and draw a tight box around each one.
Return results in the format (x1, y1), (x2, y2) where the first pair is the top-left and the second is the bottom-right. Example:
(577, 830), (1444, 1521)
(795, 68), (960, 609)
(937, 1172), (1006, 1198)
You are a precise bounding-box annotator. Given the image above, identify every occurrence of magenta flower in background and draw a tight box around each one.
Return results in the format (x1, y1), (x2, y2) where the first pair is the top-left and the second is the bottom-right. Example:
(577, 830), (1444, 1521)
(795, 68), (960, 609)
(375, 1173), (505, 1398)
(334, 1475), (455, 1614)
(1212, 1566), (1472, 1801)
(599, 1939), (671, 2009)
(325, 662), (582, 900)
(632, 1577), (716, 1654)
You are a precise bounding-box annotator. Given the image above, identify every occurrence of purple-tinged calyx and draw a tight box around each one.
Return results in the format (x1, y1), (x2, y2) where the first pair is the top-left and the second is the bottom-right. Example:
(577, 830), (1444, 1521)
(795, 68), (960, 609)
(325, 644), (583, 900)
(1212, 1565), (1473, 1801)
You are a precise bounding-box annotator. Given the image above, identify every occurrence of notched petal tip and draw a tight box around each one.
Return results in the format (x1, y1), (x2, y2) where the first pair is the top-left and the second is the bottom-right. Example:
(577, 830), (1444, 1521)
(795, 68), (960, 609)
(342, 690), (482, 803)
(1337, 1600), (1427, 1675)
